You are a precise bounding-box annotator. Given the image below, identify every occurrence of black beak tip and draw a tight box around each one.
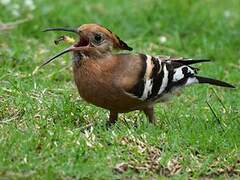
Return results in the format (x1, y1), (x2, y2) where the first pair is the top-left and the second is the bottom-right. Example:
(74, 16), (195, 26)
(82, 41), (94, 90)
(41, 27), (78, 34)
(42, 28), (50, 32)
(42, 29), (49, 32)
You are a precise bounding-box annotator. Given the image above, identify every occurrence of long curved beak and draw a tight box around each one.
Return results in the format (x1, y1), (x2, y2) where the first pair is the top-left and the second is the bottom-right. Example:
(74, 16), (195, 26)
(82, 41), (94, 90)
(40, 45), (75, 68)
(41, 26), (80, 68)
(43, 27), (78, 34)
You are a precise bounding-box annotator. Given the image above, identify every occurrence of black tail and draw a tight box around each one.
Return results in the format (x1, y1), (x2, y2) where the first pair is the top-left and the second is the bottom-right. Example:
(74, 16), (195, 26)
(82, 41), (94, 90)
(195, 76), (235, 88)
(173, 59), (211, 65)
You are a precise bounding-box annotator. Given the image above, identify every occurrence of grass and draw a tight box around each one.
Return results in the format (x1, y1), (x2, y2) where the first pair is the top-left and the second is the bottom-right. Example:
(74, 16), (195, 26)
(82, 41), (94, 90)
(0, 0), (240, 179)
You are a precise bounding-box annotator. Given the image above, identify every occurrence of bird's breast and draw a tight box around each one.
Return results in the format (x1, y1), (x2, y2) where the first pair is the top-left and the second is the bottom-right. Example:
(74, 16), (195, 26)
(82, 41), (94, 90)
(73, 60), (108, 102)
(72, 59), (145, 112)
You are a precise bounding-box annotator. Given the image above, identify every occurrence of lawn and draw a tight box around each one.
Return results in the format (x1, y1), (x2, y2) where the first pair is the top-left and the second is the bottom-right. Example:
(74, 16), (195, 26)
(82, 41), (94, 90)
(0, 0), (240, 179)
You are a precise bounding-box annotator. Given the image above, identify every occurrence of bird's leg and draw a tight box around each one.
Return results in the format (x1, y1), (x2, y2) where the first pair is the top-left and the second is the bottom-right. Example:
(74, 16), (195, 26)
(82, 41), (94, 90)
(143, 106), (156, 124)
(106, 111), (118, 127)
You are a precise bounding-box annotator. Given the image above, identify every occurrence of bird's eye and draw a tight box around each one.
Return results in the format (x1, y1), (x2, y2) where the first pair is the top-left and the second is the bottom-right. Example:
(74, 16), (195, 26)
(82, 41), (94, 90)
(94, 33), (103, 43)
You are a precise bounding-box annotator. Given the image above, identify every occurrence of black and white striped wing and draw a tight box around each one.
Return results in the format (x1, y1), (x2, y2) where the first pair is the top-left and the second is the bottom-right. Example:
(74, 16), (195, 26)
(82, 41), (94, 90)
(126, 54), (204, 101)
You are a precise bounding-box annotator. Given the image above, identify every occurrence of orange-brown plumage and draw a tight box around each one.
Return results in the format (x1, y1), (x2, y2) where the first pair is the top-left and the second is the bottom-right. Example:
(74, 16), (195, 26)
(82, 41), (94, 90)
(73, 54), (148, 111)
(42, 23), (235, 125)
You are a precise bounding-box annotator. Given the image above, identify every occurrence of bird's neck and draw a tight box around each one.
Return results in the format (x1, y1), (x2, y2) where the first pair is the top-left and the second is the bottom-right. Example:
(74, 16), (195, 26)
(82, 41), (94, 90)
(72, 49), (112, 68)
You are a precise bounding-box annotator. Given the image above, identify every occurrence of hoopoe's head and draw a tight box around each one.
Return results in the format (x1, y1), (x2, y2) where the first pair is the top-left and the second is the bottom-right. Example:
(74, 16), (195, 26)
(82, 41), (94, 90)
(41, 23), (132, 67)
(76, 24), (132, 51)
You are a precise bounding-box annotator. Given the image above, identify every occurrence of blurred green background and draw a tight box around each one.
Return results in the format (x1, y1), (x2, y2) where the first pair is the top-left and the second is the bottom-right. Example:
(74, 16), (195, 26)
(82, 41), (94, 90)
(0, 0), (240, 179)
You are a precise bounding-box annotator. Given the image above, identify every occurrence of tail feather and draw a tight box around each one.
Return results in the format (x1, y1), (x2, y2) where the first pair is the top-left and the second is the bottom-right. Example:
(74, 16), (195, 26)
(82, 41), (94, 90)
(173, 59), (211, 65)
(195, 76), (235, 88)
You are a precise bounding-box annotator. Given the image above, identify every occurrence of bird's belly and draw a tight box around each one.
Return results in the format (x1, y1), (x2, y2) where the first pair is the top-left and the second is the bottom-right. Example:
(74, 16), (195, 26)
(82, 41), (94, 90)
(77, 82), (113, 108)
(74, 71), (144, 112)
(77, 84), (145, 112)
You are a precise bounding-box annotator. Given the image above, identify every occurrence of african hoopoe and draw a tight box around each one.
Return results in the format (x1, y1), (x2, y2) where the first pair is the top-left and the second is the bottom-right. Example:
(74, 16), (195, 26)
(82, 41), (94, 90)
(41, 24), (235, 125)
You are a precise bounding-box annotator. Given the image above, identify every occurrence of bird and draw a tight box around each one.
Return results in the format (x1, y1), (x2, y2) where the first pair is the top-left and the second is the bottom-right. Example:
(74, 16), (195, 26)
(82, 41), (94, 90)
(41, 23), (235, 125)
